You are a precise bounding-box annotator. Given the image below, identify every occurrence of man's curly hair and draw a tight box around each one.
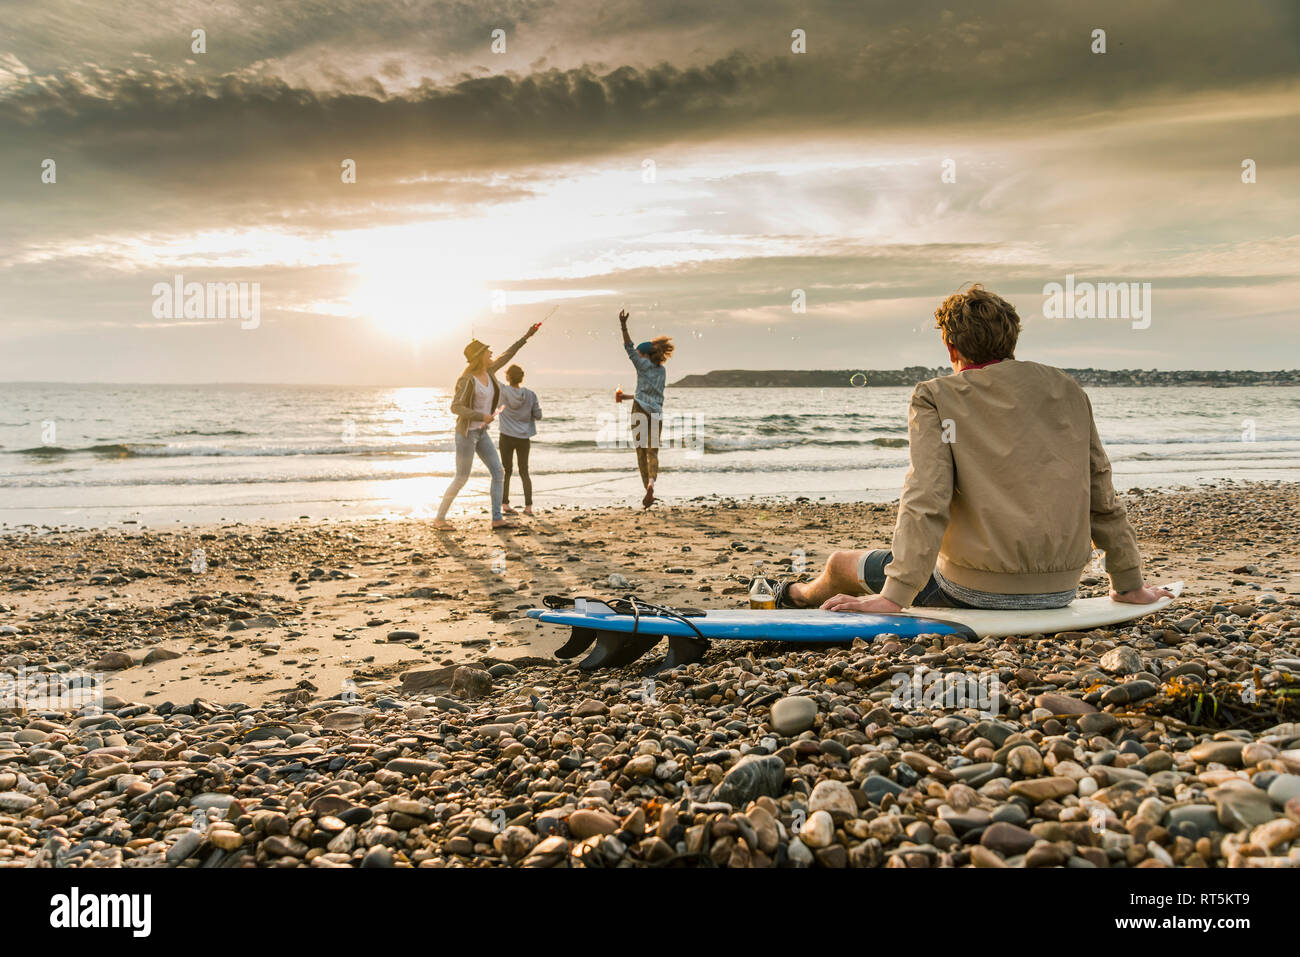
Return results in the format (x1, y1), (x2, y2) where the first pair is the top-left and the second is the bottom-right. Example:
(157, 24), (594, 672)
(934, 284), (1021, 364)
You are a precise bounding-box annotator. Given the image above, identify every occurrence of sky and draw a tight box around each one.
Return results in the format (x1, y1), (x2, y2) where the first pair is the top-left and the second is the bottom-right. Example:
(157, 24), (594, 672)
(1, 0), (1297, 385)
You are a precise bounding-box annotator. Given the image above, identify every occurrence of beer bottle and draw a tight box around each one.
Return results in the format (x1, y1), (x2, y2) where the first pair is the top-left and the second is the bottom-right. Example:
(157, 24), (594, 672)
(749, 562), (776, 610)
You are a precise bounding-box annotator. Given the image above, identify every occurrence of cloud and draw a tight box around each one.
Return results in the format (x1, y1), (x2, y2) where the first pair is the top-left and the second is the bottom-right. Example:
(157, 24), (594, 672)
(1, 1), (1298, 380)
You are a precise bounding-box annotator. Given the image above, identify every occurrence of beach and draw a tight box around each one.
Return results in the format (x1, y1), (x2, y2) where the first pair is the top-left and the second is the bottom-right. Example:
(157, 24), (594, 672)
(2, 482), (1298, 867)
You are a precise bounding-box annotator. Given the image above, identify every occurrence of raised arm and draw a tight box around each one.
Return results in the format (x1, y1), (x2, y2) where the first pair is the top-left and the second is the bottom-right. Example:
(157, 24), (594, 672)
(490, 323), (540, 374)
(620, 309), (653, 372)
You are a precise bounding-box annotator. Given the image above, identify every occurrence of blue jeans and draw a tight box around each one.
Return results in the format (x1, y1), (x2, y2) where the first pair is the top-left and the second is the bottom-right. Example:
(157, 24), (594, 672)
(437, 428), (504, 521)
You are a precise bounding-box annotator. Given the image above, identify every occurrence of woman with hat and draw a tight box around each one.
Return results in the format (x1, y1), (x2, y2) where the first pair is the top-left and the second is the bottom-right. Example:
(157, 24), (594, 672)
(434, 322), (541, 529)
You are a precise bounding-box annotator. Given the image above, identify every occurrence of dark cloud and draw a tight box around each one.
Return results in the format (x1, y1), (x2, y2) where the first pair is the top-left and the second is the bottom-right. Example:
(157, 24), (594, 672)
(3, 0), (1297, 191)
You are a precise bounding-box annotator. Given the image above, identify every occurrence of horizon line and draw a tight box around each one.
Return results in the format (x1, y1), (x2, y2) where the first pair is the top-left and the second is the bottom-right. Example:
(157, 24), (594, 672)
(3, 366), (1300, 388)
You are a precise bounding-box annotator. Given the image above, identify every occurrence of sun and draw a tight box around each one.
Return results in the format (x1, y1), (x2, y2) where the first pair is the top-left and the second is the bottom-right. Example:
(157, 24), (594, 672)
(350, 251), (488, 344)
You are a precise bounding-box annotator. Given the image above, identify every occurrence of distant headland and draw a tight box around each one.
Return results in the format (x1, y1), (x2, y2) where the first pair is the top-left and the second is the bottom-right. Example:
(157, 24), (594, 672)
(670, 368), (1300, 388)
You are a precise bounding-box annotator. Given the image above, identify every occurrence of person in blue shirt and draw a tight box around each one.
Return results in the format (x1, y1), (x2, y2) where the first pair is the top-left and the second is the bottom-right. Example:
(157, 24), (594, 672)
(618, 308), (674, 508)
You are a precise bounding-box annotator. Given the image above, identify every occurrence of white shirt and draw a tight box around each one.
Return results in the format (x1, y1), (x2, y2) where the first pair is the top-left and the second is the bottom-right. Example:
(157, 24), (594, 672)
(472, 375), (494, 421)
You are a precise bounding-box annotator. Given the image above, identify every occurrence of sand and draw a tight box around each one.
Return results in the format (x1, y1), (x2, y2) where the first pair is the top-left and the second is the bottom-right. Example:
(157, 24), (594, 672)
(2, 482), (1297, 708)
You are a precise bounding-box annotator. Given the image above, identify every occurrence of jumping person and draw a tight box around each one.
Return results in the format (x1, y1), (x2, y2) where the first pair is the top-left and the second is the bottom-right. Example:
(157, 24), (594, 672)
(434, 322), (540, 530)
(775, 285), (1172, 612)
(498, 363), (542, 516)
(618, 309), (674, 508)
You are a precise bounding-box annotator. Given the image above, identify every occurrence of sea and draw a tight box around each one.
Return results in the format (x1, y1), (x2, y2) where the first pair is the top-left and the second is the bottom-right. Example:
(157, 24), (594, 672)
(1, 383), (1298, 528)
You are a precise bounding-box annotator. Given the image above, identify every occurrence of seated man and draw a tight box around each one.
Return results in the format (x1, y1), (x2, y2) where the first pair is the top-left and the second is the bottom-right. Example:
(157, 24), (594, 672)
(783, 284), (1172, 614)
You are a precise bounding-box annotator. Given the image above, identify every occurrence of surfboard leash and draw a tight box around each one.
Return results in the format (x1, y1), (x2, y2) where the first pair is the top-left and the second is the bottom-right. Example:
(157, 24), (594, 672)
(618, 595), (708, 643)
(541, 593), (708, 640)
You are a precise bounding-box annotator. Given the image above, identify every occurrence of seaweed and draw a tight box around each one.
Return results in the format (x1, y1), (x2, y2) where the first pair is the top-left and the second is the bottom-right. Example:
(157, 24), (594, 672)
(1120, 673), (1300, 733)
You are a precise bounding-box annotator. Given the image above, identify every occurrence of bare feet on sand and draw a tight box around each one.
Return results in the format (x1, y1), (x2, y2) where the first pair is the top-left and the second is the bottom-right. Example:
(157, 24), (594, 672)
(642, 481), (656, 509)
(492, 520), (519, 530)
(523, 506), (534, 516)
(431, 518), (453, 529)
(502, 504), (517, 515)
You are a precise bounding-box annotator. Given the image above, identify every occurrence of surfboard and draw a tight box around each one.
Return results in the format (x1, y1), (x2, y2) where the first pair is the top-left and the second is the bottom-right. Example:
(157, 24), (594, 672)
(526, 582), (1183, 671)
(902, 580), (1182, 637)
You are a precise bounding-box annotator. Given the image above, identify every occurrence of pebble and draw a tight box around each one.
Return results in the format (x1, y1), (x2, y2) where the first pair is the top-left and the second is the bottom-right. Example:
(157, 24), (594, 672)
(860, 774), (907, 804)
(1100, 680), (1158, 707)
(1078, 712), (1119, 735)
(799, 810), (835, 848)
(0, 792), (37, 812)
(1213, 784), (1276, 831)
(981, 822), (1037, 856)
(165, 830), (202, 865)
(770, 695), (818, 735)
(807, 780), (856, 821)
(714, 754), (786, 807)
(1190, 741), (1245, 767)
(1267, 774), (1300, 807)
(1033, 693), (1096, 715)
(1099, 646), (1143, 675)
(787, 837), (814, 866)
(991, 804), (1028, 826)
(1009, 776), (1076, 803)
(1006, 745), (1044, 777)
(1168, 804), (1220, 839)
(190, 793), (236, 811)
(93, 651), (134, 671)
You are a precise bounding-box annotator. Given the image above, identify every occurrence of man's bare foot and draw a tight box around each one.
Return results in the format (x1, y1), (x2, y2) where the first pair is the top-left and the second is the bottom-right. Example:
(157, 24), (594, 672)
(492, 520), (519, 530)
(502, 504), (517, 515)
(522, 506), (534, 516)
(642, 482), (655, 509)
(431, 518), (453, 530)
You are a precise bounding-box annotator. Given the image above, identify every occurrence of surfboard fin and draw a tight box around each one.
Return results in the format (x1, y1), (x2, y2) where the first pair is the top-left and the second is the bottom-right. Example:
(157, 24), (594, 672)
(577, 632), (662, 670)
(555, 626), (598, 660)
(648, 635), (710, 674)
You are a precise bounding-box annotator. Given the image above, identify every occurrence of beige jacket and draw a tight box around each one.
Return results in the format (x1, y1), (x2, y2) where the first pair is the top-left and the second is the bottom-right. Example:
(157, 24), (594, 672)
(882, 359), (1144, 607)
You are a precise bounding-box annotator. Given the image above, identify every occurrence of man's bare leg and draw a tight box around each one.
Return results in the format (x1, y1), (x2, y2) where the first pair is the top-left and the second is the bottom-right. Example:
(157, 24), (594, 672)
(786, 550), (870, 608)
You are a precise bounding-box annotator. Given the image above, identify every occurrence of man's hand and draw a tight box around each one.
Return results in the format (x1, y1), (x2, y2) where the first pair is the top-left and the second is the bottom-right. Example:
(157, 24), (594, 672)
(619, 309), (629, 323)
(1111, 584), (1175, 605)
(821, 593), (903, 614)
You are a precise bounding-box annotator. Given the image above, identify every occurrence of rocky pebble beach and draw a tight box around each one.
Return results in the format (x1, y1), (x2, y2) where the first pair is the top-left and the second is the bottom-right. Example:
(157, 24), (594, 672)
(1, 483), (1298, 867)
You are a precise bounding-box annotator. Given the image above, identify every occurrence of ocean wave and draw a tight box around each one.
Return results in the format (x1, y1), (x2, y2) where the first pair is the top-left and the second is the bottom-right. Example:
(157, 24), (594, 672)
(701, 436), (906, 452)
(0, 458), (911, 489)
(11, 444), (140, 457)
(1104, 434), (1300, 445)
(541, 435), (906, 452)
(9, 434), (1298, 463)
(6, 441), (458, 458)
(1113, 447), (1300, 462)
(160, 429), (251, 437)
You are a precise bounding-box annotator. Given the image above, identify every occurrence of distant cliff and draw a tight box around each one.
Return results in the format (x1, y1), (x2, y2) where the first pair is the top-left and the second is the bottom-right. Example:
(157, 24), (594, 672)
(670, 368), (1300, 388)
